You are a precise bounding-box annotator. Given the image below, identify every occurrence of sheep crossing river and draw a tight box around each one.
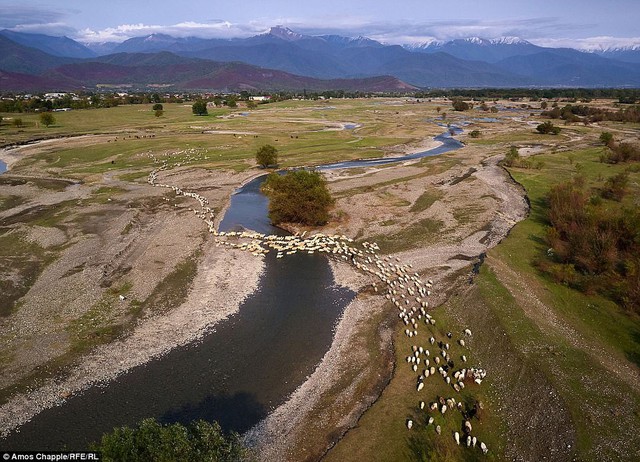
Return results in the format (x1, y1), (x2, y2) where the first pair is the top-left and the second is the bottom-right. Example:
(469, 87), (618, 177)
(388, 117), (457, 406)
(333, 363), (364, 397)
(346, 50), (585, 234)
(3, 127), (487, 453)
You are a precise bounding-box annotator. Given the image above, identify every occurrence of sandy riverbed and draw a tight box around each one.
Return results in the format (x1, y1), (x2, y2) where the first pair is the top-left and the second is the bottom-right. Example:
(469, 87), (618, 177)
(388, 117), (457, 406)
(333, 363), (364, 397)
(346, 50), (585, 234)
(0, 125), (528, 457)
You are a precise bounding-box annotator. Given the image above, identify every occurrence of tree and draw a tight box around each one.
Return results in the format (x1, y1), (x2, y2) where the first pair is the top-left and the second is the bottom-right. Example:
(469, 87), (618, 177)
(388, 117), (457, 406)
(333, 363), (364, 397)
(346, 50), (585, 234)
(451, 98), (470, 111)
(226, 97), (238, 108)
(12, 118), (23, 128)
(246, 100), (258, 110)
(599, 132), (613, 146)
(40, 112), (55, 127)
(255, 144), (278, 168)
(152, 103), (163, 111)
(262, 170), (334, 226)
(536, 121), (560, 135)
(503, 146), (520, 167)
(92, 418), (246, 462)
(192, 100), (208, 116)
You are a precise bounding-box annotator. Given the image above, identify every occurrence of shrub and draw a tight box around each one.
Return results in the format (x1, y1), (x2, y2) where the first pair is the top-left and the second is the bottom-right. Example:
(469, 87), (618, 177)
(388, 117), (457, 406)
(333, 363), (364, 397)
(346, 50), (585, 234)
(599, 131), (613, 146)
(469, 130), (481, 138)
(601, 172), (629, 201)
(536, 121), (561, 135)
(503, 146), (520, 167)
(152, 103), (163, 111)
(262, 170), (334, 226)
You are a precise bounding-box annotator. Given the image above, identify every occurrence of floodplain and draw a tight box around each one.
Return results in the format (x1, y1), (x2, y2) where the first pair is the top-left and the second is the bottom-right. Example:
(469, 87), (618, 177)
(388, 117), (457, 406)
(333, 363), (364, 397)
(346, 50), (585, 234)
(1, 97), (639, 461)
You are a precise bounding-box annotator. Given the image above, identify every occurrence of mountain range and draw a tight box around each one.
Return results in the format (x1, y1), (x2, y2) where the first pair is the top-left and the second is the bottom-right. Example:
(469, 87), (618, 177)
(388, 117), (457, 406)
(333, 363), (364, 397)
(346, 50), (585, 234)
(1, 26), (640, 92)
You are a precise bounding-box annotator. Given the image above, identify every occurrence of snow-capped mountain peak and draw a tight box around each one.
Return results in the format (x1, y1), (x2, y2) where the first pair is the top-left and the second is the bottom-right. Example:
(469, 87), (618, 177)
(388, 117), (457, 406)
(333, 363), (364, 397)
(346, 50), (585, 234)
(268, 25), (305, 41)
(490, 36), (531, 45)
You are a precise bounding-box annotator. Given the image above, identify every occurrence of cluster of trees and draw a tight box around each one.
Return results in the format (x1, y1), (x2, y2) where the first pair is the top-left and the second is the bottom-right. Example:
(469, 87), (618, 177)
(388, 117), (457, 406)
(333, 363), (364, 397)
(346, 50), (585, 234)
(598, 132), (640, 164)
(542, 103), (640, 124)
(261, 170), (334, 226)
(92, 418), (246, 462)
(539, 175), (640, 312)
(415, 88), (640, 102)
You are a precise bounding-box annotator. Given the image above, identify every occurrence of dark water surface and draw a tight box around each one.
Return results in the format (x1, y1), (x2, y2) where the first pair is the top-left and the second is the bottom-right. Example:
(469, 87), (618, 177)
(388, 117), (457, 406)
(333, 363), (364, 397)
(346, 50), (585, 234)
(1, 128), (462, 450)
(3, 175), (354, 450)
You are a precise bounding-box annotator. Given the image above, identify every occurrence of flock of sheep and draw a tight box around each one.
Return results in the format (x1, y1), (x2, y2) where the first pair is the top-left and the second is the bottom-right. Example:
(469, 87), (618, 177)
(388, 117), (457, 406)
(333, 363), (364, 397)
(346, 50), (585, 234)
(146, 155), (490, 456)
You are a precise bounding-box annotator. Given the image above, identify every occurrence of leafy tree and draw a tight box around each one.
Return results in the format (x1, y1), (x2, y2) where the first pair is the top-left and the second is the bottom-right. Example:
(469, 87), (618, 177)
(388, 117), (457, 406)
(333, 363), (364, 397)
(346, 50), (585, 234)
(152, 103), (163, 111)
(246, 100), (258, 110)
(262, 170), (334, 226)
(40, 112), (55, 127)
(92, 418), (246, 462)
(599, 132), (613, 146)
(192, 100), (208, 116)
(503, 146), (520, 167)
(226, 97), (238, 109)
(255, 144), (278, 168)
(536, 121), (560, 135)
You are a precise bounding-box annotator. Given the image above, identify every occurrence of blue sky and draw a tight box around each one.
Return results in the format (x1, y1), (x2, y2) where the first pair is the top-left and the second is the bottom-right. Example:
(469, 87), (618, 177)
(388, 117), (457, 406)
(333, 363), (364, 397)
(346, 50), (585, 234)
(1, 0), (639, 49)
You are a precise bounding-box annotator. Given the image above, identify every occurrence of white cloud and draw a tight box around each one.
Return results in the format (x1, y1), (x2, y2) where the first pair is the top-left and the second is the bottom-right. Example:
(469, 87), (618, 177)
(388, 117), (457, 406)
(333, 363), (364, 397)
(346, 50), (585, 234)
(77, 20), (268, 43)
(10, 22), (77, 36)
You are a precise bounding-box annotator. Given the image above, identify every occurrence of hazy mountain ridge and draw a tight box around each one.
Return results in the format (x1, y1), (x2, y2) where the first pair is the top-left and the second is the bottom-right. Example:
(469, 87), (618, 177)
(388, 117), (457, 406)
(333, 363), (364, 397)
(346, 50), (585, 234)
(0, 29), (96, 59)
(1, 26), (640, 90)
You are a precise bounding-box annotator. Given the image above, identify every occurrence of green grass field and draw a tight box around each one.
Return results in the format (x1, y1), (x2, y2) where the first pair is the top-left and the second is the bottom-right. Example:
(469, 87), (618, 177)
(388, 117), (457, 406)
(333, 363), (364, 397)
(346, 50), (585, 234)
(327, 119), (640, 461)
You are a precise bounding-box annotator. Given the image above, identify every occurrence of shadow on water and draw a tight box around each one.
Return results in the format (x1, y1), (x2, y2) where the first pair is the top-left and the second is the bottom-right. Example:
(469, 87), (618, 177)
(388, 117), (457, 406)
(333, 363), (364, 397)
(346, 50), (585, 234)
(161, 392), (267, 434)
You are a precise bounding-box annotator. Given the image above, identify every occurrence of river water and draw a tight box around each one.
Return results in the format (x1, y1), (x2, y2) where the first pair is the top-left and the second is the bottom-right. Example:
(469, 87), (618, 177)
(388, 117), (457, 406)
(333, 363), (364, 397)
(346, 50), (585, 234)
(1, 128), (463, 450)
(0, 159), (7, 174)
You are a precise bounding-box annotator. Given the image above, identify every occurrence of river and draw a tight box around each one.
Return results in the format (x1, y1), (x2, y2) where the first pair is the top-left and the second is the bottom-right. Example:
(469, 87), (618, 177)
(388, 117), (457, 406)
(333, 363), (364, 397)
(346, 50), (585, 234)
(1, 128), (463, 450)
